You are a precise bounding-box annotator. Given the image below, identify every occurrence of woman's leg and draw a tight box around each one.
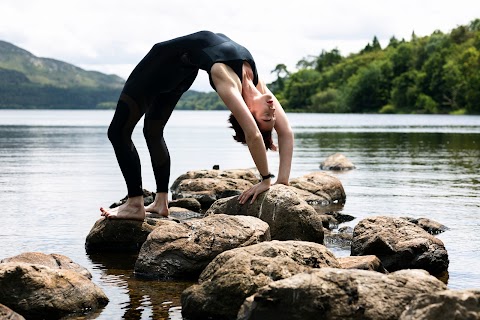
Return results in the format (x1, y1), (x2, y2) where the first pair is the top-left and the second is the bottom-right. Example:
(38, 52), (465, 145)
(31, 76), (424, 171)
(143, 70), (198, 216)
(100, 94), (146, 220)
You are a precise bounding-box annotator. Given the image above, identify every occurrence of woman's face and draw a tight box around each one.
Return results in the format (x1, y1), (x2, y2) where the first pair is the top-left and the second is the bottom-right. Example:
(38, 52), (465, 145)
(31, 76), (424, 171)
(250, 92), (276, 131)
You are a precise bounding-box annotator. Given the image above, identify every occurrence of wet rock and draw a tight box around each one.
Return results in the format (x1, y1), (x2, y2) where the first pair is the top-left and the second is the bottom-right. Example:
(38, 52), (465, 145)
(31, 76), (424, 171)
(206, 184), (325, 243)
(181, 240), (340, 320)
(0, 262), (108, 319)
(85, 218), (162, 254)
(401, 217), (449, 235)
(320, 152), (356, 170)
(109, 189), (156, 208)
(134, 214), (270, 280)
(338, 255), (388, 273)
(289, 172), (346, 206)
(351, 216), (449, 277)
(0, 304), (25, 320)
(399, 289), (480, 320)
(1, 252), (91, 279)
(324, 227), (353, 249)
(238, 268), (447, 320)
(168, 197), (202, 212)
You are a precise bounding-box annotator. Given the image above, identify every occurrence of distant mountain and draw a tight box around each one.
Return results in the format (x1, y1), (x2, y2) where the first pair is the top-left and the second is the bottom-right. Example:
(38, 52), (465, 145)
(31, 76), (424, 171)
(0, 40), (225, 110)
(0, 40), (124, 89)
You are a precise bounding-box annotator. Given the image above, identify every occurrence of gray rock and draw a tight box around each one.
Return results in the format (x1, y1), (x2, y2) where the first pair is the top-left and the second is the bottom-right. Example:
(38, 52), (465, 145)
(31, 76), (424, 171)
(0, 262), (108, 319)
(320, 152), (356, 170)
(238, 268), (447, 320)
(134, 214), (270, 279)
(351, 216), (449, 277)
(1, 252), (92, 279)
(206, 184), (325, 243)
(181, 240), (340, 320)
(400, 289), (480, 320)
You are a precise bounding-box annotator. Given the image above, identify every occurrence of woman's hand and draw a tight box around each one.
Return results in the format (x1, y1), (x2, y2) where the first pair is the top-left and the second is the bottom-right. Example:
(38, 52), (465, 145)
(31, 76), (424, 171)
(238, 179), (271, 204)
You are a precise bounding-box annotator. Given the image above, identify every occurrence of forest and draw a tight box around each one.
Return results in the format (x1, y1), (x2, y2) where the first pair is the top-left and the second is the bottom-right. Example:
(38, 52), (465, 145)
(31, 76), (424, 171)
(269, 18), (480, 114)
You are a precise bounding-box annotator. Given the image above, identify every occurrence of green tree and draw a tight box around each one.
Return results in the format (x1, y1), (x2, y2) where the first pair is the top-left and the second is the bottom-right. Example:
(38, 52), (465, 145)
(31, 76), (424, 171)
(282, 69), (322, 110)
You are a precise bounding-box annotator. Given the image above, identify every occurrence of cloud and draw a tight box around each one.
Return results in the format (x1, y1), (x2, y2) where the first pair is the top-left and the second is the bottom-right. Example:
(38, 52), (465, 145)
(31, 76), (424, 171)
(1, 0), (479, 91)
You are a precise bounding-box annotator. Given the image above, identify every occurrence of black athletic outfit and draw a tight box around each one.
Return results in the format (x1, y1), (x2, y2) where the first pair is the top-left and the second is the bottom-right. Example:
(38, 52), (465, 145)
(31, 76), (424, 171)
(108, 31), (259, 196)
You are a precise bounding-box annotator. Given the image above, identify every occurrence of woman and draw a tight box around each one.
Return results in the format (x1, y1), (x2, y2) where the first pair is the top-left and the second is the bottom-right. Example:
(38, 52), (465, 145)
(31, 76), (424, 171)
(100, 31), (293, 221)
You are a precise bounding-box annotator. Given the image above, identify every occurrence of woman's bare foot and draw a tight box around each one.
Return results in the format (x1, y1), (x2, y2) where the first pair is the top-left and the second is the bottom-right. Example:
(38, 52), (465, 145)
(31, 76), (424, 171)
(144, 192), (169, 217)
(100, 196), (145, 221)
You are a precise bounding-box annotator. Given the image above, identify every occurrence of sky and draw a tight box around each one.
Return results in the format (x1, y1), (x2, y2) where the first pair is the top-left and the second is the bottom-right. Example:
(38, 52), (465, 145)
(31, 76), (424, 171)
(1, 0), (479, 92)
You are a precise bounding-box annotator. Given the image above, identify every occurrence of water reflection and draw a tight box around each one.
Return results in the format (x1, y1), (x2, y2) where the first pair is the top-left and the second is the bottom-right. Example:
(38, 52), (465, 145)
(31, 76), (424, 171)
(87, 253), (193, 320)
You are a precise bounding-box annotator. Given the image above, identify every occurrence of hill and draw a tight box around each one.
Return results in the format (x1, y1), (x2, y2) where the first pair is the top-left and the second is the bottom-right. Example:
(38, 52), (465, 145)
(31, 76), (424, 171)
(0, 40), (225, 110)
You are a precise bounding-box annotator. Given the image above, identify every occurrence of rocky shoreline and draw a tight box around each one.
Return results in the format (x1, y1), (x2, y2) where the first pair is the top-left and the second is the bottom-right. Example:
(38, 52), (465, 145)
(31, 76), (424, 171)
(1, 160), (479, 319)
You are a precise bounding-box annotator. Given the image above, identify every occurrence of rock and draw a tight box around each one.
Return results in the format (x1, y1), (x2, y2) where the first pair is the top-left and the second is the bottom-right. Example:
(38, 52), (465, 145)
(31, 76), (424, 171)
(289, 172), (347, 206)
(238, 268), (447, 320)
(109, 189), (156, 208)
(181, 240), (340, 320)
(324, 228), (353, 249)
(168, 197), (202, 212)
(1, 252), (92, 279)
(0, 262), (108, 319)
(168, 207), (203, 221)
(320, 153), (356, 170)
(399, 289), (480, 320)
(401, 217), (449, 235)
(134, 214), (270, 279)
(206, 184), (325, 243)
(171, 169), (260, 191)
(85, 218), (162, 254)
(338, 255), (388, 273)
(351, 216), (449, 277)
(171, 177), (254, 210)
(0, 304), (25, 320)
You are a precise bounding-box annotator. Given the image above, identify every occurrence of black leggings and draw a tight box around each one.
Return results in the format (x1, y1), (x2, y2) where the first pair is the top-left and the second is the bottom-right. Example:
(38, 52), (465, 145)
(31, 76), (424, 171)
(108, 71), (196, 197)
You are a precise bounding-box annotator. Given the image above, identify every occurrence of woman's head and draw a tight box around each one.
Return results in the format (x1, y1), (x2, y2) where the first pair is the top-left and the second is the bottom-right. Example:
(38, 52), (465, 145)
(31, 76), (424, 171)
(228, 113), (277, 151)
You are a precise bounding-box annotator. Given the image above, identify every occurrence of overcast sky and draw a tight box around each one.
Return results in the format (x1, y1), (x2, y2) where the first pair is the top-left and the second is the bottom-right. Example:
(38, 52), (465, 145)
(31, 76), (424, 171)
(1, 0), (479, 91)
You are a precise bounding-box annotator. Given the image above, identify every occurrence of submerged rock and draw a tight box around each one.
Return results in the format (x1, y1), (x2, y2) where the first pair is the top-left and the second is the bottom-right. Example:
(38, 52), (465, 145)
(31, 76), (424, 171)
(181, 240), (340, 320)
(134, 214), (270, 279)
(238, 268), (447, 320)
(401, 216), (449, 235)
(351, 216), (449, 277)
(206, 184), (325, 243)
(320, 153), (356, 170)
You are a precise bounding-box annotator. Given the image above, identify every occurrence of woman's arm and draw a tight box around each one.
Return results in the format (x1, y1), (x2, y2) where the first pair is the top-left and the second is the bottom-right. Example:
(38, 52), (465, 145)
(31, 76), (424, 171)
(257, 80), (294, 185)
(211, 63), (272, 203)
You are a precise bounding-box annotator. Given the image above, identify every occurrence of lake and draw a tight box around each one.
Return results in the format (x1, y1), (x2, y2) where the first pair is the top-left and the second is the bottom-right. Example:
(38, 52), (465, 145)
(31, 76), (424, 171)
(0, 109), (479, 319)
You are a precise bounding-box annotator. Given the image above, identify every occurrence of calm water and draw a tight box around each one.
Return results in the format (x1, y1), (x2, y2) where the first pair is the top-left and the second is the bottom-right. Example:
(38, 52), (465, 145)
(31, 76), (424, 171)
(0, 110), (479, 319)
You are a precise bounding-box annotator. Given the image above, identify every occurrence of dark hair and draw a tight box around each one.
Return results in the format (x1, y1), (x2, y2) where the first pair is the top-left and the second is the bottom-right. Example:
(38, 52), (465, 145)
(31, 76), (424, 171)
(228, 113), (276, 151)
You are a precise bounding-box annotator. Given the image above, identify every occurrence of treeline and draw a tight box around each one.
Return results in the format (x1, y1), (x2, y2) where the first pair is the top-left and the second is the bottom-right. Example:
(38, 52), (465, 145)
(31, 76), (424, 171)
(270, 19), (480, 114)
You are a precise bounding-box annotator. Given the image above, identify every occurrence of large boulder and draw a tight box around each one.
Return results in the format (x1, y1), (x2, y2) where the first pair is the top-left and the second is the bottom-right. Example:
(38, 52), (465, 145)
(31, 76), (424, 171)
(134, 214), (270, 279)
(1, 252), (92, 279)
(320, 152), (356, 170)
(181, 240), (340, 320)
(206, 184), (325, 243)
(170, 169), (259, 209)
(238, 268), (447, 320)
(289, 172), (347, 206)
(85, 218), (161, 253)
(399, 289), (480, 320)
(351, 216), (449, 277)
(0, 261), (108, 319)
